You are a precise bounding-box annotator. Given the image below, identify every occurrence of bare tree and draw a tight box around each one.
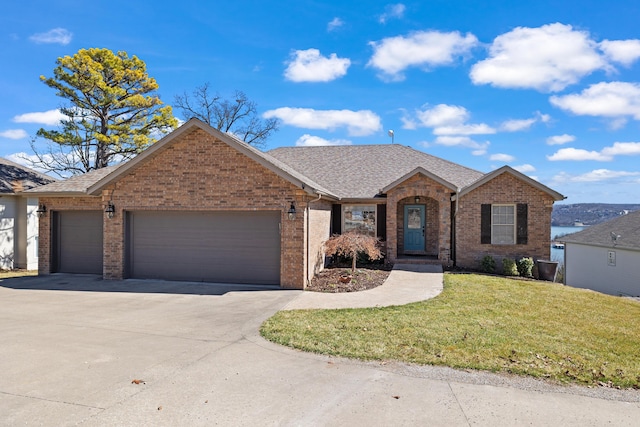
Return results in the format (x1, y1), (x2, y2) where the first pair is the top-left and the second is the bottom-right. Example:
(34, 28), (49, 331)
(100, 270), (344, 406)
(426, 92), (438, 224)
(173, 83), (278, 146)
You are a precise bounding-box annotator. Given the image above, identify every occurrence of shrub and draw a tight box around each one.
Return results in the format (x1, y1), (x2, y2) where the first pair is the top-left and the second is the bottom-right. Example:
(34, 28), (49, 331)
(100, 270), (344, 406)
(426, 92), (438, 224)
(516, 257), (534, 278)
(502, 258), (519, 276)
(324, 232), (383, 273)
(480, 255), (496, 273)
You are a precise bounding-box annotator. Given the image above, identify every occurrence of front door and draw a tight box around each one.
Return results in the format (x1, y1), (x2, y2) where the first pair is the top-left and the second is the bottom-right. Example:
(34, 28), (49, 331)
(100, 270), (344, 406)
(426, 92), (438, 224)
(404, 205), (425, 252)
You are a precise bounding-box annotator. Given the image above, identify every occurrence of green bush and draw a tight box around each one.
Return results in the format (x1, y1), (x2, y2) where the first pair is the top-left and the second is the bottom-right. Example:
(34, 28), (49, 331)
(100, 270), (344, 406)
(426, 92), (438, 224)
(480, 255), (496, 273)
(502, 258), (519, 276)
(516, 257), (534, 278)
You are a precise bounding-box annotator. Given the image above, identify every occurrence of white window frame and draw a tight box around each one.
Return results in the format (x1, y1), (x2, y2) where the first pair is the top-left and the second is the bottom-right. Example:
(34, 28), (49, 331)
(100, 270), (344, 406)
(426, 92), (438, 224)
(491, 204), (516, 245)
(342, 205), (377, 237)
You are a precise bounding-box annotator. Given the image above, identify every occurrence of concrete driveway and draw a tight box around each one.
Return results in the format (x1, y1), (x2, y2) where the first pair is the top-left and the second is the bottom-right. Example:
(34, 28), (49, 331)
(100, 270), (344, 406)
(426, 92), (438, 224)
(1, 274), (638, 426)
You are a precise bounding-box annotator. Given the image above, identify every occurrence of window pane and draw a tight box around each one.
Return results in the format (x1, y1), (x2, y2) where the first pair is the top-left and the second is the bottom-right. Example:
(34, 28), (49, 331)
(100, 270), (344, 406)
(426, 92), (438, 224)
(343, 205), (376, 236)
(491, 205), (515, 244)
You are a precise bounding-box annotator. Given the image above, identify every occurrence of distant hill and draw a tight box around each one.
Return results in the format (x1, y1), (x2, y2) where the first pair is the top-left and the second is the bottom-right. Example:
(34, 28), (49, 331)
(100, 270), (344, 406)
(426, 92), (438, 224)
(552, 203), (640, 226)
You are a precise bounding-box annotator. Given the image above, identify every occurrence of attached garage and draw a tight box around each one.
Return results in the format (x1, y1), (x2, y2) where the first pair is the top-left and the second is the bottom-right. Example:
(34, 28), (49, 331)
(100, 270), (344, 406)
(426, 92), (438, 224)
(52, 211), (103, 274)
(126, 210), (281, 285)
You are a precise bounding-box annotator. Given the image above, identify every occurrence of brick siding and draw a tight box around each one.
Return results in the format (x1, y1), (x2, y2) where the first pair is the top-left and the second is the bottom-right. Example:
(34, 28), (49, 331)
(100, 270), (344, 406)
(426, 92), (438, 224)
(39, 128), (313, 289)
(386, 174), (452, 264)
(455, 173), (554, 271)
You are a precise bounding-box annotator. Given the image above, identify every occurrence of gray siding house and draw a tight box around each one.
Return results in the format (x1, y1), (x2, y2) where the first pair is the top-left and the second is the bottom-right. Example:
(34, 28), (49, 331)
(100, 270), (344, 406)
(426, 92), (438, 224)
(563, 210), (640, 297)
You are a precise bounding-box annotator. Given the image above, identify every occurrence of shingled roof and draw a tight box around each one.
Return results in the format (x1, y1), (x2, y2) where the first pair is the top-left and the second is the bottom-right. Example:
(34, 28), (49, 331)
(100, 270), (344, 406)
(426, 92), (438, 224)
(24, 165), (120, 196)
(562, 210), (640, 251)
(0, 157), (55, 194)
(268, 144), (485, 199)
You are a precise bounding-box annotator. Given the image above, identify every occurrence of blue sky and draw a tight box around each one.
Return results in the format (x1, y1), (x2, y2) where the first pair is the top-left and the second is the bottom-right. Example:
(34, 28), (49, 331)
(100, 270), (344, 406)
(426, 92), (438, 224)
(2, 1), (640, 204)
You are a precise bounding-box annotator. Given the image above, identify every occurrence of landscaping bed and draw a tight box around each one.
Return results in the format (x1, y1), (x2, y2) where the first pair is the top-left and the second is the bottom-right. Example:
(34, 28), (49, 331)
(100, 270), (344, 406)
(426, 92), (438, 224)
(306, 264), (392, 293)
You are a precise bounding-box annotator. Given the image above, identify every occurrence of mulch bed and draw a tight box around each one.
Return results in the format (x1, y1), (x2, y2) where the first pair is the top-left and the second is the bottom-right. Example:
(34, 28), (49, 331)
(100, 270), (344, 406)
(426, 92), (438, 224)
(306, 263), (392, 293)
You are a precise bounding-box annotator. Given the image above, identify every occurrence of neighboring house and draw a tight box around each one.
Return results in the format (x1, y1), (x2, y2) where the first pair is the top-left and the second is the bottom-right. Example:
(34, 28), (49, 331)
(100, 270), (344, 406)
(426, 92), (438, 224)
(0, 157), (55, 270)
(26, 119), (564, 289)
(562, 210), (640, 297)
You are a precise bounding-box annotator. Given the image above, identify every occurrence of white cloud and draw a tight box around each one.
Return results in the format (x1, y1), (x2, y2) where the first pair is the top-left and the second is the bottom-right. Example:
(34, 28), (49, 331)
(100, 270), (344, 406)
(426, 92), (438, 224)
(548, 141), (640, 161)
(470, 23), (608, 92)
(513, 164), (536, 173)
(13, 109), (65, 125)
(327, 17), (344, 32)
(295, 134), (352, 146)
(553, 169), (640, 183)
(490, 153), (515, 162)
(263, 107), (381, 136)
(500, 118), (536, 132)
(284, 49), (351, 82)
(601, 141), (640, 156)
(433, 123), (495, 136)
(379, 3), (406, 24)
(547, 147), (612, 161)
(434, 136), (489, 154)
(409, 104), (496, 136)
(29, 28), (73, 45)
(500, 111), (550, 131)
(0, 129), (28, 139)
(599, 39), (640, 66)
(368, 30), (478, 81)
(546, 134), (576, 145)
(549, 81), (640, 121)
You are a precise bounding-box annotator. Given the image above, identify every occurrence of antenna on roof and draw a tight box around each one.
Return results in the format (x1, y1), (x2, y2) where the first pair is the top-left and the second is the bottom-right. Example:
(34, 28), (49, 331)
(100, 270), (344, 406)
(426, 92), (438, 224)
(388, 129), (395, 144)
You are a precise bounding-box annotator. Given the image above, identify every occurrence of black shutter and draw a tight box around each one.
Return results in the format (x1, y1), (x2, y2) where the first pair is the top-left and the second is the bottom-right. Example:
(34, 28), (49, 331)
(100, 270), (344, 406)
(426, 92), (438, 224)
(517, 204), (528, 245)
(376, 204), (386, 241)
(481, 204), (491, 244)
(331, 204), (342, 235)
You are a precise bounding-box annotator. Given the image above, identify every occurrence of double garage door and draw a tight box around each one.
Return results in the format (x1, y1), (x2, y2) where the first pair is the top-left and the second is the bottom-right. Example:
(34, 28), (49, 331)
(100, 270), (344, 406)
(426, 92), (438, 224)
(53, 210), (281, 285)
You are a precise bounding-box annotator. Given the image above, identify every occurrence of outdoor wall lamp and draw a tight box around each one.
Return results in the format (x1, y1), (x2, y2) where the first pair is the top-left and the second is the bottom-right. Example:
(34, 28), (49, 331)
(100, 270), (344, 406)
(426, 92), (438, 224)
(287, 203), (296, 220)
(36, 204), (47, 218)
(105, 202), (115, 219)
(415, 196), (420, 203)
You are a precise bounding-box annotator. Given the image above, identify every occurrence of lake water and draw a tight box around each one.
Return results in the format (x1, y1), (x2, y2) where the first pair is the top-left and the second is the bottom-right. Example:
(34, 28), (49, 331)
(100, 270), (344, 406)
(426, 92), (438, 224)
(550, 225), (587, 261)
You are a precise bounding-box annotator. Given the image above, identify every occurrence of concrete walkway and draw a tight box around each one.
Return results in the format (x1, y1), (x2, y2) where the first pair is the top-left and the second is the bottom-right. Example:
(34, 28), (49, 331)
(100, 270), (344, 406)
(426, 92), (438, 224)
(283, 263), (444, 310)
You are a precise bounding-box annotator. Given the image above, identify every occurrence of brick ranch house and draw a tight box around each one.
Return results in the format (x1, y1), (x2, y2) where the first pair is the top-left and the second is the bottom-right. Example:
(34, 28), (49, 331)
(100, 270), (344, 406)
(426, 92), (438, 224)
(27, 119), (565, 289)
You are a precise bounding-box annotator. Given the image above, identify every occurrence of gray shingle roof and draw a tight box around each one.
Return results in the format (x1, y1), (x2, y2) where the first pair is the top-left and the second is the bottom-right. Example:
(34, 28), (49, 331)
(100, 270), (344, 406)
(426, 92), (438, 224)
(24, 165), (120, 195)
(562, 210), (640, 251)
(268, 144), (485, 199)
(0, 157), (55, 194)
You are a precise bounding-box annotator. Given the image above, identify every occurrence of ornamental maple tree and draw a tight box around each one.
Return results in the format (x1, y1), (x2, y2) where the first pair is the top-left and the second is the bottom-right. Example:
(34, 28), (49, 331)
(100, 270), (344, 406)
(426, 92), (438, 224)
(30, 48), (178, 176)
(324, 232), (383, 273)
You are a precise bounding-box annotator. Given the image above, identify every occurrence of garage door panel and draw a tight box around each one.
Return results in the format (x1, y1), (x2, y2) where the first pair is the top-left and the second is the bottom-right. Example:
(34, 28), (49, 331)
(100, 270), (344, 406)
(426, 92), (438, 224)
(54, 211), (103, 274)
(128, 211), (280, 285)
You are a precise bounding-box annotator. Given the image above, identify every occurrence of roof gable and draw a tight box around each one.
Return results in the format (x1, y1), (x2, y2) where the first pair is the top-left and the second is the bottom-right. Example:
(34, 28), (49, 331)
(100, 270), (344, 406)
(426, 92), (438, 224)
(458, 166), (565, 201)
(86, 119), (336, 198)
(563, 210), (640, 251)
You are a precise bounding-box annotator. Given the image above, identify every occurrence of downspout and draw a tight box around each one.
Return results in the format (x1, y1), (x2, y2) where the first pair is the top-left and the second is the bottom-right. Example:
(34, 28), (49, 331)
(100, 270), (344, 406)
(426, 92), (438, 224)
(451, 188), (461, 267)
(306, 193), (323, 287)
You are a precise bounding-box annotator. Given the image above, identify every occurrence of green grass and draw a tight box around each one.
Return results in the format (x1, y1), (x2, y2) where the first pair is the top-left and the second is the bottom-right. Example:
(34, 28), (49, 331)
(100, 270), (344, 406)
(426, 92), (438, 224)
(261, 273), (640, 388)
(0, 270), (37, 279)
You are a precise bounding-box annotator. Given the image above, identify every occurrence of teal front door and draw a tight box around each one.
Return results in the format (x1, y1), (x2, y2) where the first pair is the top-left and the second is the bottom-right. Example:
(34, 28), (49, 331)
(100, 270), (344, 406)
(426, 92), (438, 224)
(404, 205), (425, 252)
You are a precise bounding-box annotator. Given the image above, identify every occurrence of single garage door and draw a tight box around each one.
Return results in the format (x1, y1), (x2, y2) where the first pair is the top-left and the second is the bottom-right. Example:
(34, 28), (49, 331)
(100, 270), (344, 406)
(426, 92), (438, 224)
(127, 211), (280, 285)
(52, 211), (103, 274)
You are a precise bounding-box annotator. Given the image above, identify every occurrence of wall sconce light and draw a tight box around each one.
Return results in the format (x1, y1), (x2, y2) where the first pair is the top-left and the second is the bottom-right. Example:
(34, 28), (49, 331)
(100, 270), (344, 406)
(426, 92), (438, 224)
(287, 203), (296, 220)
(36, 204), (47, 218)
(415, 196), (420, 203)
(105, 202), (115, 219)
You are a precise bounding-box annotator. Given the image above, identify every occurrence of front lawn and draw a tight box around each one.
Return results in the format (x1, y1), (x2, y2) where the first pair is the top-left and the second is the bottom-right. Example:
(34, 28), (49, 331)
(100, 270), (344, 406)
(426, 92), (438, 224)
(261, 273), (640, 388)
